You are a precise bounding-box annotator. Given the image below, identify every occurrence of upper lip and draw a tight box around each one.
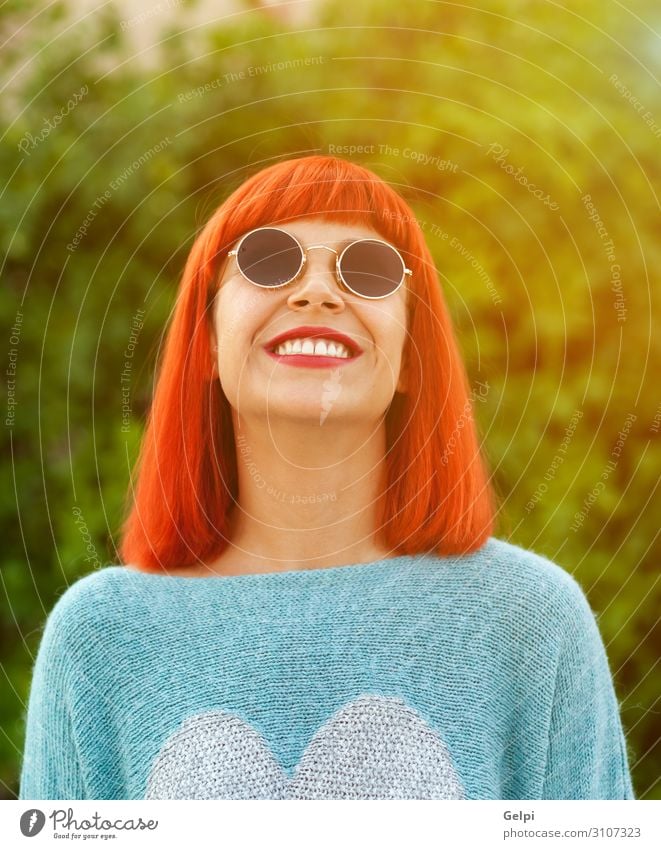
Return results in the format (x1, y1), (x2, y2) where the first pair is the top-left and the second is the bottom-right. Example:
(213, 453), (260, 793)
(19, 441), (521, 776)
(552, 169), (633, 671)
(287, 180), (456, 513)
(263, 325), (363, 355)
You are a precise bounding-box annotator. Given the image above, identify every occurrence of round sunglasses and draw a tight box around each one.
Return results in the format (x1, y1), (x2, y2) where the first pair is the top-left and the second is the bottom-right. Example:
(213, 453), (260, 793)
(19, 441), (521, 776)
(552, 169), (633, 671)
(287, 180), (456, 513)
(227, 226), (412, 300)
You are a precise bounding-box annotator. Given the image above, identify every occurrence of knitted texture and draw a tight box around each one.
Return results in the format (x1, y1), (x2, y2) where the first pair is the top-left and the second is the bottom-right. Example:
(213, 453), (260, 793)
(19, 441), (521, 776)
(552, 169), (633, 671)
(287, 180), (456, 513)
(19, 536), (635, 800)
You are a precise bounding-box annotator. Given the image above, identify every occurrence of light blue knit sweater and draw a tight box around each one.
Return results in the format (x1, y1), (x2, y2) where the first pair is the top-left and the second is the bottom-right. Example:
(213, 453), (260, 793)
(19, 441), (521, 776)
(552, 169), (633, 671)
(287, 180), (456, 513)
(19, 537), (635, 800)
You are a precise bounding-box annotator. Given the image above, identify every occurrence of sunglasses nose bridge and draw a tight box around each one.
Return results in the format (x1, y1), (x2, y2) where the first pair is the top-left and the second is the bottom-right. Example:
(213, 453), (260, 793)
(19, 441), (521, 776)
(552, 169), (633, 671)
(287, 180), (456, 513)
(304, 244), (338, 254)
(298, 243), (343, 289)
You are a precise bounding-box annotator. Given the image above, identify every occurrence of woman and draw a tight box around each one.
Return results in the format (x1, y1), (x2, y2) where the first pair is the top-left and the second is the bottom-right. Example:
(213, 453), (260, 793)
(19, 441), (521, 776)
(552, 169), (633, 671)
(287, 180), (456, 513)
(20, 155), (634, 800)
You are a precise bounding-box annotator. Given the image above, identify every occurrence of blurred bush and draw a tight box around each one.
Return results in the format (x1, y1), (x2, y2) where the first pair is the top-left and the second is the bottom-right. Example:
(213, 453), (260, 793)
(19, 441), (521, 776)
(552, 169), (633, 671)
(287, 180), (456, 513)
(1, 0), (659, 799)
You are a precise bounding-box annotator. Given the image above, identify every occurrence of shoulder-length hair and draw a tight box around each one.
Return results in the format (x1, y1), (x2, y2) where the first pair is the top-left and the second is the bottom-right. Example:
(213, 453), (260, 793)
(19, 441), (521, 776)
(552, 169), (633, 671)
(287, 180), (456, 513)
(119, 154), (496, 572)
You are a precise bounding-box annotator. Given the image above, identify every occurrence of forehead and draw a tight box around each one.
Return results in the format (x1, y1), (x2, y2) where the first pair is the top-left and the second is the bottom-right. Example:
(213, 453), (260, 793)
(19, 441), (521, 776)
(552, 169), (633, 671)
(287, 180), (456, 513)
(269, 216), (387, 249)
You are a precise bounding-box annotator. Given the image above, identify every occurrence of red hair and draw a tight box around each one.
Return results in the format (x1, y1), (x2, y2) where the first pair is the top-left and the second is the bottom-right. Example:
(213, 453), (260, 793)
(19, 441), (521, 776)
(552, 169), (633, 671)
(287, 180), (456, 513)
(119, 155), (495, 572)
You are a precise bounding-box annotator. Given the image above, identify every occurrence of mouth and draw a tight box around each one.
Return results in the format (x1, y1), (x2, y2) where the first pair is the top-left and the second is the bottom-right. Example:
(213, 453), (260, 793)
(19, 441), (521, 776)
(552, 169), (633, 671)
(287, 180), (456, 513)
(262, 326), (364, 368)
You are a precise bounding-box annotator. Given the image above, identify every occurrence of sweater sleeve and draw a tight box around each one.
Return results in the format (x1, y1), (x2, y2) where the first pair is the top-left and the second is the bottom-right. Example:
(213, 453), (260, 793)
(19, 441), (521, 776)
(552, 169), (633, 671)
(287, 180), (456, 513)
(542, 578), (635, 800)
(19, 594), (87, 800)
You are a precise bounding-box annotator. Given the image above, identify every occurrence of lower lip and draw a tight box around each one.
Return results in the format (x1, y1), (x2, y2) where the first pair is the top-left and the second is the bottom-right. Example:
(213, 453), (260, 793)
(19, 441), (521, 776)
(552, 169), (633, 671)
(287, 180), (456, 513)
(264, 348), (362, 368)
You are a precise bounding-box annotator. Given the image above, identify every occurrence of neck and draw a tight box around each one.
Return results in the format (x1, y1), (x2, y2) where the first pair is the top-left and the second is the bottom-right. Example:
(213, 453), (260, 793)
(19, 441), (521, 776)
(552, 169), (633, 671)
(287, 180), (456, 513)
(212, 413), (393, 573)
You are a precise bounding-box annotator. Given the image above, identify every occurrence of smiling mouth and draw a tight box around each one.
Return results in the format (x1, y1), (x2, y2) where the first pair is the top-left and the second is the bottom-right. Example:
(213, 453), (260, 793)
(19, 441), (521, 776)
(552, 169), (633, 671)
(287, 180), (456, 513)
(264, 337), (362, 368)
(268, 337), (354, 359)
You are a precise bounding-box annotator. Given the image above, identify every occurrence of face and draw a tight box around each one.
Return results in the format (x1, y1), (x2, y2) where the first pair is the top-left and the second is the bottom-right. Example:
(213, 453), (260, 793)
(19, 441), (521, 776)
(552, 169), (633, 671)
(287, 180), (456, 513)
(210, 216), (409, 427)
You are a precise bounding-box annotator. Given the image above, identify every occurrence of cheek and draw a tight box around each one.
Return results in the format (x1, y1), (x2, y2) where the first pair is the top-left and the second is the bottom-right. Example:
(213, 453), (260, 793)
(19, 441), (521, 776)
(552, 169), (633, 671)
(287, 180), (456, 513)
(215, 284), (268, 359)
(362, 301), (407, 360)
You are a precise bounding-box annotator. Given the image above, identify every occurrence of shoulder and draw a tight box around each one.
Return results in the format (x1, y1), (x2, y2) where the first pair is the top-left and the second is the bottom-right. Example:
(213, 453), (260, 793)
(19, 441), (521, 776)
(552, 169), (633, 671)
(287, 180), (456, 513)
(37, 566), (145, 656)
(46, 565), (132, 620)
(479, 535), (585, 588)
(27, 567), (131, 686)
(447, 536), (596, 635)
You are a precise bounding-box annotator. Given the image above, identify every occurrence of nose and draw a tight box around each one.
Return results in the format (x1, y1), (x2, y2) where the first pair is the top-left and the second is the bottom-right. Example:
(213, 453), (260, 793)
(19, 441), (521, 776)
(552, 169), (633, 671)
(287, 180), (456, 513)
(286, 245), (345, 313)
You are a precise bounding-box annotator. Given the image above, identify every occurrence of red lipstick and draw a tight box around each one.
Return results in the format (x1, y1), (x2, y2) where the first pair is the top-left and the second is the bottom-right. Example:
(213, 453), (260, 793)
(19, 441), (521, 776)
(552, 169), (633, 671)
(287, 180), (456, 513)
(262, 325), (364, 368)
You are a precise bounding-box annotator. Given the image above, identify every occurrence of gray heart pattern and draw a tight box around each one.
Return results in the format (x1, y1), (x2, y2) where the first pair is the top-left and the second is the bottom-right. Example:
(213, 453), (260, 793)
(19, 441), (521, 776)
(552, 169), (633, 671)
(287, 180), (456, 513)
(145, 694), (465, 799)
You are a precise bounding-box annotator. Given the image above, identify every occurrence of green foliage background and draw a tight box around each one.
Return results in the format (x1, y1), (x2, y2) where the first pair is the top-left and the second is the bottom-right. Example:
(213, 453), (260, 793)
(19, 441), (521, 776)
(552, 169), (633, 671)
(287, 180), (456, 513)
(1, 0), (659, 798)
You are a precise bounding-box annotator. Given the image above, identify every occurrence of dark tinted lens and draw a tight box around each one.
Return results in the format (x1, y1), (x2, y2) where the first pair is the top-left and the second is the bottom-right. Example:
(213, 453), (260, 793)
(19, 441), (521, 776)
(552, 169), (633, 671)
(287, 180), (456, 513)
(339, 240), (404, 298)
(236, 228), (303, 287)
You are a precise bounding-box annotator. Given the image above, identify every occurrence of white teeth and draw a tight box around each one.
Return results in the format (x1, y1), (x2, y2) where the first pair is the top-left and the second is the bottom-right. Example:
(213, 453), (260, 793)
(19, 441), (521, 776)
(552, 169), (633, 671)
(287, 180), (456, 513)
(273, 337), (352, 358)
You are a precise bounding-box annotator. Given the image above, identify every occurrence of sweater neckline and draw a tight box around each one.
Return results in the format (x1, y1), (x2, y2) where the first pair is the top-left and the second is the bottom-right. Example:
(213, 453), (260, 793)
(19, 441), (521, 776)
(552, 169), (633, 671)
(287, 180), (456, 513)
(120, 553), (427, 585)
